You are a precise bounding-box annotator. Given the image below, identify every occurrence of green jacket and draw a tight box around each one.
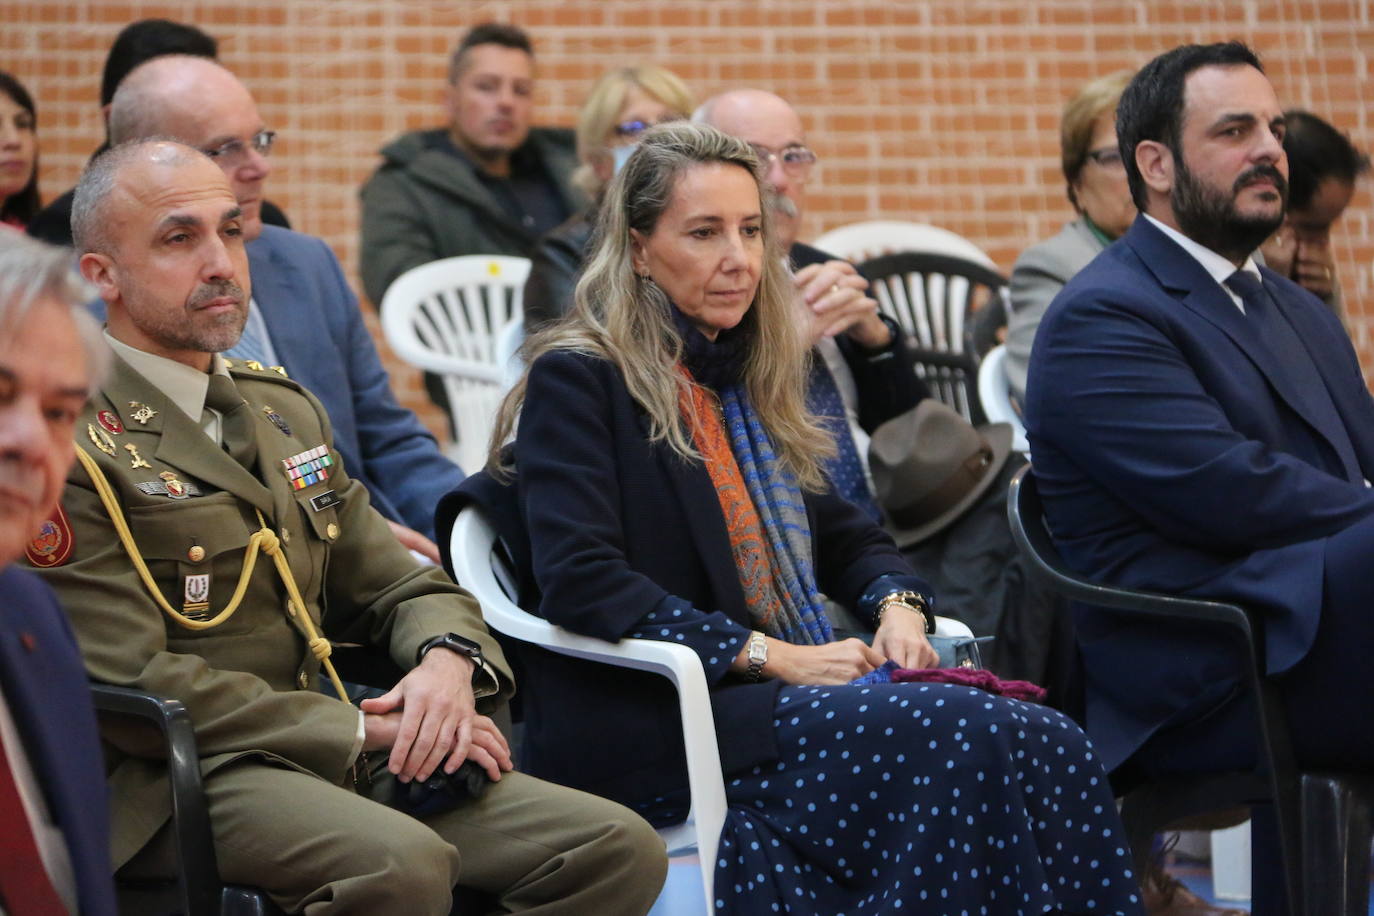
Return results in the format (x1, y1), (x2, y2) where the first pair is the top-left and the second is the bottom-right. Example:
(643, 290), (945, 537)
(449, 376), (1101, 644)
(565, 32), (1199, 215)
(358, 126), (585, 305)
(28, 356), (512, 866)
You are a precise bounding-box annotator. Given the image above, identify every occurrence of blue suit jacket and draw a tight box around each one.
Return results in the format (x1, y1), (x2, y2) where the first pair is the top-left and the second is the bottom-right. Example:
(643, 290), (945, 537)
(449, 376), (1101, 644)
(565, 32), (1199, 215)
(246, 226), (464, 539)
(1025, 216), (1374, 770)
(0, 566), (116, 915)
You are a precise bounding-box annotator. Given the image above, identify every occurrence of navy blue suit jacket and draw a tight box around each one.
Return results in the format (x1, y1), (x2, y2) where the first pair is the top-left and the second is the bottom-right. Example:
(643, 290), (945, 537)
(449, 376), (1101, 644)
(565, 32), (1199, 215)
(478, 350), (912, 807)
(246, 226), (464, 539)
(0, 566), (116, 915)
(1025, 216), (1374, 771)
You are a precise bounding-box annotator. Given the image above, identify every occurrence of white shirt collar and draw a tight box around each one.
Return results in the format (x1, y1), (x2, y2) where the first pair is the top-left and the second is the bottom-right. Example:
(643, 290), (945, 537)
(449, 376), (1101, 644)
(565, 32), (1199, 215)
(1143, 214), (1262, 312)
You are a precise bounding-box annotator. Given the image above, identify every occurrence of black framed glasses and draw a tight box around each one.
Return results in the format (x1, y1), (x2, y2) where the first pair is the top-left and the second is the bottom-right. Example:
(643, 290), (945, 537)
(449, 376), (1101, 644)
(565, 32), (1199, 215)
(612, 116), (684, 139)
(202, 130), (276, 165)
(749, 142), (817, 177)
(1085, 147), (1124, 170)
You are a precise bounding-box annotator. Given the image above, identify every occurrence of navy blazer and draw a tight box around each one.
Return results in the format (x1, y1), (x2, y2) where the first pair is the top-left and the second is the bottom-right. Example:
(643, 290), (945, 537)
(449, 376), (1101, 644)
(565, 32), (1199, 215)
(481, 350), (912, 806)
(245, 226), (464, 539)
(0, 566), (116, 915)
(1025, 216), (1374, 771)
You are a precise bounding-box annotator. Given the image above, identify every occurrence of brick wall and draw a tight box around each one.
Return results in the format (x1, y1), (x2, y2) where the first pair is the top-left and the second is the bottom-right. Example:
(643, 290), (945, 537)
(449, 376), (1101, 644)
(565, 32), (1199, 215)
(6, 0), (1371, 439)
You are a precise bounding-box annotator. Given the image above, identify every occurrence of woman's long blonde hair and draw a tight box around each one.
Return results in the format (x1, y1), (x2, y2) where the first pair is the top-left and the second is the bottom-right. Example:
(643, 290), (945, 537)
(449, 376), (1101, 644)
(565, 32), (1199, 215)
(489, 121), (834, 489)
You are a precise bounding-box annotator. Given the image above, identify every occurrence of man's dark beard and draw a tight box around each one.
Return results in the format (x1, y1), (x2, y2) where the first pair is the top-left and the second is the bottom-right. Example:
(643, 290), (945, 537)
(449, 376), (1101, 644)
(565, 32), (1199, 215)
(1171, 154), (1287, 262)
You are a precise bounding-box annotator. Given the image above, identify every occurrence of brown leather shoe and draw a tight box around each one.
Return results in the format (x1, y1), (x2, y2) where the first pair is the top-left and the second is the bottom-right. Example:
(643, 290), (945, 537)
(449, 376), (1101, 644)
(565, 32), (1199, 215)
(1142, 861), (1248, 916)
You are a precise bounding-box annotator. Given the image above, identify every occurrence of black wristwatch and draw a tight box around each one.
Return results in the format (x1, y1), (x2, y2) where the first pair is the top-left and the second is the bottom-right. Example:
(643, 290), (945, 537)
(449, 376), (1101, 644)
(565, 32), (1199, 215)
(416, 632), (484, 667)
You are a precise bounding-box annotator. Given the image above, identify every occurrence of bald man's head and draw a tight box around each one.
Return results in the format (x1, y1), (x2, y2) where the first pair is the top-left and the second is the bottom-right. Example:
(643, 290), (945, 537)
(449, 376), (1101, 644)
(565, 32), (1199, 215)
(696, 89), (810, 248)
(109, 56), (274, 240)
(75, 140), (250, 370)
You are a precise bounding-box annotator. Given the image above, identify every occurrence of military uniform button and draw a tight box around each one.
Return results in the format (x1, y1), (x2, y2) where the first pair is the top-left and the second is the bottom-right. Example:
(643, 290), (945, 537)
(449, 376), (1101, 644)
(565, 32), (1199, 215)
(187, 545), (205, 563)
(281, 527), (290, 545)
(326, 523), (339, 540)
(297, 671), (310, 689)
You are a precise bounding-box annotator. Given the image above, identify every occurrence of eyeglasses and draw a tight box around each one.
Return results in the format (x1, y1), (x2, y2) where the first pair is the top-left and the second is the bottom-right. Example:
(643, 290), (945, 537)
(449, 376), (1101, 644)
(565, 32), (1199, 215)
(201, 130), (276, 166)
(612, 116), (684, 139)
(749, 142), (817, 177)
(1085, 147), (1124, 170)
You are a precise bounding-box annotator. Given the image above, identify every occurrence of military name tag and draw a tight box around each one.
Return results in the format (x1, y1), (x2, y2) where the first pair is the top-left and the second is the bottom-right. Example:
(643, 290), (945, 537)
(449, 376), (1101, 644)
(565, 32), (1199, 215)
(309, 489), (342, 513)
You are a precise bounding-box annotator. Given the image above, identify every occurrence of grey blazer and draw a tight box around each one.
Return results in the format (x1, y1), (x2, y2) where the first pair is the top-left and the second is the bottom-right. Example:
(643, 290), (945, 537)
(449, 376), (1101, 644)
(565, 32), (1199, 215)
(1005, 218), (1106, 402)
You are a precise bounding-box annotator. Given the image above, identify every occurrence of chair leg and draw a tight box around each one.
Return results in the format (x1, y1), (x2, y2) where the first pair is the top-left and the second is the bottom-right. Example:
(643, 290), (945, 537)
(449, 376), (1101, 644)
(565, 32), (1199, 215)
(1300, 774), (1374, 916)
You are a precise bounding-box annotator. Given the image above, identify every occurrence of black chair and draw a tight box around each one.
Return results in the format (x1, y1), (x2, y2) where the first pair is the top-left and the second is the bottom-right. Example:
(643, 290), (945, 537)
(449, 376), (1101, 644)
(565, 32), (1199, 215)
(858, 251), (1009, 424)
(1006, 464), (1374, 916)
(90, 684), (283, 916)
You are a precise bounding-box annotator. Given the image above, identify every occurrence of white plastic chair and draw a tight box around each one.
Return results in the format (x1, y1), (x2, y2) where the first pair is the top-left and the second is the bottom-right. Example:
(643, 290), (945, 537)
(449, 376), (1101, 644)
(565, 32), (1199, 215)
(813, 220), (999, 271)
(448, 501), (977, 915)
(380, 256), (531, 472)
(976, 344), (1029, 453)
(495, 314), (525, 392)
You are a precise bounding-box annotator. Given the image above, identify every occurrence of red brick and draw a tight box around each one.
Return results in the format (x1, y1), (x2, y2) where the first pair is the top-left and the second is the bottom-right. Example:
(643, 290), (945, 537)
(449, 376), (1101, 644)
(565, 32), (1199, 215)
(6, 0), (1370, 391)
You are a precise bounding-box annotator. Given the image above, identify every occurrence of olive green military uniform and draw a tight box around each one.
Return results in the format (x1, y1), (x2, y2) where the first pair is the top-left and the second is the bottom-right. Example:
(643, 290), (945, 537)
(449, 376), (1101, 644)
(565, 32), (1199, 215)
(27, 351), (665, 914)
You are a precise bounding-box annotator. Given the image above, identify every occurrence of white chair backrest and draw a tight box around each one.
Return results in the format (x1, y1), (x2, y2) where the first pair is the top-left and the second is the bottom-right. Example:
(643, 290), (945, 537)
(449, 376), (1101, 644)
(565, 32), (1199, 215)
(448, 502), (980, 914)
(447, 504), (725, 912)
(380, 256), (531, 472)
(495, 314), (525, 392)
(813, 220), (998, 271)
(976, 345), (1029, 453)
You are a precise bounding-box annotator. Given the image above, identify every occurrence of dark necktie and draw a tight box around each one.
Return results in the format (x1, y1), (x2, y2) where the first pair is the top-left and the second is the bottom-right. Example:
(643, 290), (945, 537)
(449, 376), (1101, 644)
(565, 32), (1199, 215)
(807, 358), (884, 521)
(0, 725), (69, 915)
(1224, 270), (1361, 483)
(204, 374), (259, 472)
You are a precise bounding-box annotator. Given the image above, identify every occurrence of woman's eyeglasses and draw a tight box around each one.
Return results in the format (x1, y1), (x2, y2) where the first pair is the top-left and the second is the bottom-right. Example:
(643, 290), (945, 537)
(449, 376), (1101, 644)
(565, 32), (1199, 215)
(613, 116), (685, 139)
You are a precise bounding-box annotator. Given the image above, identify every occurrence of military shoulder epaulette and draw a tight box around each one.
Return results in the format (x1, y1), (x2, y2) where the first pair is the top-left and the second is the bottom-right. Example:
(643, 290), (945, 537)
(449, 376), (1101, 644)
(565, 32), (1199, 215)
(227, 364), (299, 389)
(225, 359), (290, 378)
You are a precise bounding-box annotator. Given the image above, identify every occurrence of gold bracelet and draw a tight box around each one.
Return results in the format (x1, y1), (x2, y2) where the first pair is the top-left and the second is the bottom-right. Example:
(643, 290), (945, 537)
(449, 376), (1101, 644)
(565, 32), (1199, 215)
(874, 591), (935, 633)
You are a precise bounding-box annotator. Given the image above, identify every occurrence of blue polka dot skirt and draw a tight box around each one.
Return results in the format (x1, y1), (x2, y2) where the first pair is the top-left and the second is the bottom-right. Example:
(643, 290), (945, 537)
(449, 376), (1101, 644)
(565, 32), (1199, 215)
(689, 683), (1143, 915)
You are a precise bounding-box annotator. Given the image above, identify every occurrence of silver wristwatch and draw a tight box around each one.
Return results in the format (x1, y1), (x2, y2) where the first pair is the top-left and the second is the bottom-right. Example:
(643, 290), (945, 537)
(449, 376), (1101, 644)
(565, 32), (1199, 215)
(746, 631), (768, 682)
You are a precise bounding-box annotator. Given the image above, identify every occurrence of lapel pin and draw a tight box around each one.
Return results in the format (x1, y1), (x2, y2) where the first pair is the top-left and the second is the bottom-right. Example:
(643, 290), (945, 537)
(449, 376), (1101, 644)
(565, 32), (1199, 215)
(124, 443), (151, 469)
(129, 402), (158, 425)
(262, 406), (292, 437)
(97, 409), (124, 434)
(87, 423), (117, 456)
(160, 471), (189, 499)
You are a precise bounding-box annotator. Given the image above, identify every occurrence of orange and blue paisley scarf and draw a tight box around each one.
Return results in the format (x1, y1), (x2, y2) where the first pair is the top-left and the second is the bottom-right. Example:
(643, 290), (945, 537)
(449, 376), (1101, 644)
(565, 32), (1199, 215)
(678, 367), (834, 645)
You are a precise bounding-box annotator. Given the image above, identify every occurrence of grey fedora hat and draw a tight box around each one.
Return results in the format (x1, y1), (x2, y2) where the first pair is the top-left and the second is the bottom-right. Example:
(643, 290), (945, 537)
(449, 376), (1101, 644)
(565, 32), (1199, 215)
(868, 400), (1013, 548)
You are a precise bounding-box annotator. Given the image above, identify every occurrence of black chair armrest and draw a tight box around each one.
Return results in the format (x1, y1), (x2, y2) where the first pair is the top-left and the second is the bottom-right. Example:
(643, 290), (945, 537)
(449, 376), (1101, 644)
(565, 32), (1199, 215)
(89, 684), (222, 916)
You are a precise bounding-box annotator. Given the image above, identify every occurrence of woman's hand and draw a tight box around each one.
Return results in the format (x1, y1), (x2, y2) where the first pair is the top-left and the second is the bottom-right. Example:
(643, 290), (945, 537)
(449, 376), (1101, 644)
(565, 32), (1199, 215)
(873, 607), (940, 670)
(762, 637), (886, 685)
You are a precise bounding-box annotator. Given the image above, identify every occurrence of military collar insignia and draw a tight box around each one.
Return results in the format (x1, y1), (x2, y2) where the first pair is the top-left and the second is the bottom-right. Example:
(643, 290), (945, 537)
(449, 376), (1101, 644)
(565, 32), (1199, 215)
(124, 443), (151, 469)
(87, 423), (117, 456)
(129, 401), (158, 425)
(97, 409), (124, 434)
(262, 406), (292, 436)
(282, 445), (332, 490)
